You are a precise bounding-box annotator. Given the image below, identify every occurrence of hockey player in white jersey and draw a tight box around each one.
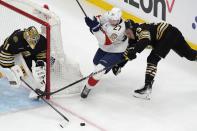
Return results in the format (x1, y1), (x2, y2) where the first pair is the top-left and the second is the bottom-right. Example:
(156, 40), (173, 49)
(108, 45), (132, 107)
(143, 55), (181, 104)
(81, 7), (129, 98)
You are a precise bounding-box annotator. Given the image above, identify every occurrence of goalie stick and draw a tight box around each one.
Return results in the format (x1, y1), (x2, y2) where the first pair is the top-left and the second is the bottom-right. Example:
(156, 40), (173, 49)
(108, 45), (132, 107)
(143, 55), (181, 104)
(38, 59), (128, 98)
(20, 78), (69, 122)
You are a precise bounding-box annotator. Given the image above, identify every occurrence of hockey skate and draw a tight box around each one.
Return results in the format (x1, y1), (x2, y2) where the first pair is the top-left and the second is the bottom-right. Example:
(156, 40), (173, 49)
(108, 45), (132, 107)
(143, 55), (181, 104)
(133, 81), (153, 100)
(81, 85), (91, 98)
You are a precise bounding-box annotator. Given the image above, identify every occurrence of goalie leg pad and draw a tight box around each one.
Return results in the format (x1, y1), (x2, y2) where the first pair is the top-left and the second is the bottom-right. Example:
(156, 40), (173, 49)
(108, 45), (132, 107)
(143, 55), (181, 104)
(0, 65), (24, 88)
(32, 60), (46, 89)
(29, 60), (46, 99)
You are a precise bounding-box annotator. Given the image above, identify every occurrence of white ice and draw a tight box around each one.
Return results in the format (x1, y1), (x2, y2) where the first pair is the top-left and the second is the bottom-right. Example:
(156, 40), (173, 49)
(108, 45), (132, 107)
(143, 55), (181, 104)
(0, 0), (196, 131)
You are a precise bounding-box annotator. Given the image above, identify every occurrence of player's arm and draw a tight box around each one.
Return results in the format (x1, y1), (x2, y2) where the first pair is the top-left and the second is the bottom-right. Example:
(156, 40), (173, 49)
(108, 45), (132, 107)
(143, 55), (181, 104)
(0, 41), (18, 68)
(135, 38), (150, 53)
(85, 16), (112, 46)
(0, 30), (21, 68)
(124, 38), (150, 60)
(124, 28), (151, 60)
(0, 30), (25, 87)
(133, 27), (151, 53)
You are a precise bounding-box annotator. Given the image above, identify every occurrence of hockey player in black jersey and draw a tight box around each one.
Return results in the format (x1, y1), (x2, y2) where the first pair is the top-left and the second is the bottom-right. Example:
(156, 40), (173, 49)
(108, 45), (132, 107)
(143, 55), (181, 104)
(0, 26), (47, 99)
(123, 20), (197, 100)
(0, 26), (46, 68)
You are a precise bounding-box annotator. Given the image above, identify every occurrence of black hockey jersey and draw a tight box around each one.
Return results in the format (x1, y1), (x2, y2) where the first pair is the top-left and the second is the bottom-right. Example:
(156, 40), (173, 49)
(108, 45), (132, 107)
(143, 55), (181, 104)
(0, 29), (46, 68)
(132, 22), (172, 53)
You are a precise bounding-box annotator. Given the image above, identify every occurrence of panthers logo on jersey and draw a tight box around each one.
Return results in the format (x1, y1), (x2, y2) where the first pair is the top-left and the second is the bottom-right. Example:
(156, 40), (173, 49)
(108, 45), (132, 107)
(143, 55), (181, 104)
(110, 33), (118, 42)
(13, 36), (19, 43)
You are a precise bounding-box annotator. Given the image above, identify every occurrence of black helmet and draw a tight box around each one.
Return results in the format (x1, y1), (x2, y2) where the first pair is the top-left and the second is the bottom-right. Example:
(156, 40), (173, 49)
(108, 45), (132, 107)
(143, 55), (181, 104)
(125, 19), (136, 29)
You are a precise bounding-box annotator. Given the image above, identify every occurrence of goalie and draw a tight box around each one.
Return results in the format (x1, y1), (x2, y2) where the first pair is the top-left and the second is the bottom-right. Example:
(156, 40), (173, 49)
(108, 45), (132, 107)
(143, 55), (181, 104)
(0, 26), (47, 99)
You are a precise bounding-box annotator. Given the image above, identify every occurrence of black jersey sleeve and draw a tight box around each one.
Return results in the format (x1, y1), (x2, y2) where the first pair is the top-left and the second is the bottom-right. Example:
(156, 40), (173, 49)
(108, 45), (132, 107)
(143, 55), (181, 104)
(134, 26), (151, 53)
(135, 39), (150, 53)
(0, 30), (22, 67)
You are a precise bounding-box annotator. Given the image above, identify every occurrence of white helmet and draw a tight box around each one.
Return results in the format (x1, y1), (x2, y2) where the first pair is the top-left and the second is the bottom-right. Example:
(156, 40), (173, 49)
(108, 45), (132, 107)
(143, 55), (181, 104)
(108, 7), (122, 21)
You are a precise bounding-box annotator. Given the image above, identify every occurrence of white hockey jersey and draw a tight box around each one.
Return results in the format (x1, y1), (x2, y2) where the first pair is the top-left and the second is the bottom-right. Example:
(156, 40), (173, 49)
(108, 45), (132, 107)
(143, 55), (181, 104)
(93, 13), (128, 53)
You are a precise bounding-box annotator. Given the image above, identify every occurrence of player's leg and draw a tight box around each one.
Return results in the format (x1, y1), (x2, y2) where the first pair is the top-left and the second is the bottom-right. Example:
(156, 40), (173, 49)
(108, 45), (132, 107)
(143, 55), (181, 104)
(81, 64), (106, 98)
(133, 51), (161, 100)
(171, 30), (197, 61)
(24, 56), (46, 99)
(81, 52), (124, 98)
(93, 48), (108, 65)
(133, 30), (175, 100)
(81, 48), (107, 98)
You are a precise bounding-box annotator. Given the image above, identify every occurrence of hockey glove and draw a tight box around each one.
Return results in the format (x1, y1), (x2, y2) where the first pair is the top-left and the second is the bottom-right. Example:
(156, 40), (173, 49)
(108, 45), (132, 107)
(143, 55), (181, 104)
(85, 16), (100, 32)
(112, 60), (128, 76)
(112, 65), (121, 76)
(124, 47), (137, 60)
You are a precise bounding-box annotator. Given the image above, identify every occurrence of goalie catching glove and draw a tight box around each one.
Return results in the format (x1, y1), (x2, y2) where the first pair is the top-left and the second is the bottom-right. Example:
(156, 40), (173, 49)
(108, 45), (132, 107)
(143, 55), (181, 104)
(29, 60), (46, 99)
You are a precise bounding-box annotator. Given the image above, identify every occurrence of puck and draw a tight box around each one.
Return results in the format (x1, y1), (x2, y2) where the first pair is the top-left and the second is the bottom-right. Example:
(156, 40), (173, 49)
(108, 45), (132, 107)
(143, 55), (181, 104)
(80, 122), (85, 126)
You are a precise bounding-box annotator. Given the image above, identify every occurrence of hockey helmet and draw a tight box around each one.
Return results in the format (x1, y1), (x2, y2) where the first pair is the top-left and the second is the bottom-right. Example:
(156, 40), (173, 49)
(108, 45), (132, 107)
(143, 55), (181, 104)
(24, 26), (40, 49)
(108, 7), (122, 21)
(125, 19), (136, 29)
(125, 19), (137, 39)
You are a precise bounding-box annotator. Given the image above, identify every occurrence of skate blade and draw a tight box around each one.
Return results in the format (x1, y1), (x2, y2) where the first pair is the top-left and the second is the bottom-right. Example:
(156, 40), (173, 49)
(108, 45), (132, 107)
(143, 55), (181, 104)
(133, 93), (151, 100)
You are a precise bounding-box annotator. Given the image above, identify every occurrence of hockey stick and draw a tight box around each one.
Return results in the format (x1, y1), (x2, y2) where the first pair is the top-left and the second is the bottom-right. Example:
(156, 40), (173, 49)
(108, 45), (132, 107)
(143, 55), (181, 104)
(20, 78), (69, 122)
(38, 59), (127, 98)
(76, 0), (87, 17)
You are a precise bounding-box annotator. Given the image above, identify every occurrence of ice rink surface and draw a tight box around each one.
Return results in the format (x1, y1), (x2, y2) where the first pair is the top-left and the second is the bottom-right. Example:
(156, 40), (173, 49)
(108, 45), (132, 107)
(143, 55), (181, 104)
(0, 0), (196, 131)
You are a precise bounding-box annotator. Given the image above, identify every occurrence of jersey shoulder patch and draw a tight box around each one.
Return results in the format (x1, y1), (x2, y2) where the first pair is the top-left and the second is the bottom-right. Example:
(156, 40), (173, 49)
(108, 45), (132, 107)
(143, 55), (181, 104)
(13, 36), (19, 43)
(136, 24), (151, 41)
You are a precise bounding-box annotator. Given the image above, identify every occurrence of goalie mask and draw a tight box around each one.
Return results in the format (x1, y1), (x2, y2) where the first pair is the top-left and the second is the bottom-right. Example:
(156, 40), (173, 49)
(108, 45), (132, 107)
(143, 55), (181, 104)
(24, 26), (40, 49)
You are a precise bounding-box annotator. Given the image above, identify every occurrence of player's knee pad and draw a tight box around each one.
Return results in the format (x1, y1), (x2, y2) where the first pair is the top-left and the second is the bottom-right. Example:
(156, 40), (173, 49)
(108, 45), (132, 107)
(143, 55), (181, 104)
(93, 64), (105, 80)
(147, 53), (161, 65)
(87, 64), (105, 87)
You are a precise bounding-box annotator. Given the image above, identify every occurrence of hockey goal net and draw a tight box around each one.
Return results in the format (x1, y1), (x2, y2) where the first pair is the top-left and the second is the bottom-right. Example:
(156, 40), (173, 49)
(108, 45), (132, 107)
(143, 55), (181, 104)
(0, 0), (83, 99)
